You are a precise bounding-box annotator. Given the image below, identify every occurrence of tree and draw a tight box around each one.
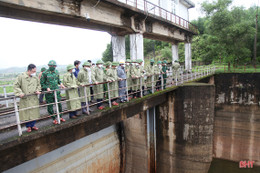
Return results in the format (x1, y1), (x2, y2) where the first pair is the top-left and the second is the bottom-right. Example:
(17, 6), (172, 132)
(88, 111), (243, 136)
(102, 42), (113, 62)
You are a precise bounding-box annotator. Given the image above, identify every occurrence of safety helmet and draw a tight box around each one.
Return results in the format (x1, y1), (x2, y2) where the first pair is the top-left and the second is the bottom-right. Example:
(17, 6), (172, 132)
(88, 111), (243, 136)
(67, 64), (75, 71)
(48, 60), (57, 66)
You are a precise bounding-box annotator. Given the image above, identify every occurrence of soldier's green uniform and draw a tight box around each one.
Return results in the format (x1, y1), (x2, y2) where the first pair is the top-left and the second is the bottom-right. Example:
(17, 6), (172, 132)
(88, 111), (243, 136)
(130, 60), (141, 97)
(40, 60), (63, 120)
(106, 62), (119, 101)
(162, 60), (168, 89)
(63, 65), (81, 116)
(77, 62), (92, 102)
(126, 59), (132, 91)
(103, 61), (111, 99)
(172, 60), (180, 81)
(92, 60), (107, 109)
(14, 72), (41, 121)
(154, 61), (163, 90)
(145, 59), (155, 92)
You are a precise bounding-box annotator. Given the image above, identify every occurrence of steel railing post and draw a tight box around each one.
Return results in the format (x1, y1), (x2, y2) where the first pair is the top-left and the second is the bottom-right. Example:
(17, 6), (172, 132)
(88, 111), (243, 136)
(54, 90), (61, 124)
(107, 82), (112, 107)
(84, 86), (90, 115)
(13, 97), (22, 136)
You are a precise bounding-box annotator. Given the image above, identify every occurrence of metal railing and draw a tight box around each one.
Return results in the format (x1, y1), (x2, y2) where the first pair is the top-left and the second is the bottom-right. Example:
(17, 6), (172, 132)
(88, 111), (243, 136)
(116, 0), (198, 34)
(0, 65), (215, 138)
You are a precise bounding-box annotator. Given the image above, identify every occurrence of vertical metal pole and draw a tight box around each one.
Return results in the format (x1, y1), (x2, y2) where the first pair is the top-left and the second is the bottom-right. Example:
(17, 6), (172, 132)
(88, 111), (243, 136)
(107, 82), (112, 108)
(126, 79), (129, 102)
(13, 97), (22, 136)
(161, 74), (163, 90)
(83, 86), (90, 115)
(152, 75), (155, 93)
(140, 77), (143, 97)
(4, 86), (8, 107)
(181, 70), (184, 84)
(54, 90), (61, 124)
(175, 71), (177, 86)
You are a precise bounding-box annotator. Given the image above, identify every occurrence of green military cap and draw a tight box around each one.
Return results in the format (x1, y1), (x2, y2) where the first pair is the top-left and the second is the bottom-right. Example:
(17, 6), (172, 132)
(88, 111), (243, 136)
(126, 59), (130, 63)
(48, 60), (57, 66)
(163, 60), (167, 64)
(83, 62), (91, 66)
(157, 61), (162, 64)
(67, 64), (75, 71)
(112, 62), (117, 66)
(150, 59), (155, 63)
(105, 61), (112, 66)
(41, 67), (46, 72)
(96, 60), (104, 64)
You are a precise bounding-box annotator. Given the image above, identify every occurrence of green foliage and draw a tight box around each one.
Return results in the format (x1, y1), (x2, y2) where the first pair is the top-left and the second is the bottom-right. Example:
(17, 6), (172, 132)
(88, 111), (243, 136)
(102, 42), (113, 62)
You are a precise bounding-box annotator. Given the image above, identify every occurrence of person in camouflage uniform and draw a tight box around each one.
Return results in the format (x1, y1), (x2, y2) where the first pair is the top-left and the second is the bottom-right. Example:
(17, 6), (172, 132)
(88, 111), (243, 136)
(63, 64), (81, 119)
(106, 62), (119, 106)
(137, 59), (145, 96)
(145, 59), (155, 94)
(162, 60), (169, 89)
(40, 60), (66, 124)
(77, 61), (92, 114)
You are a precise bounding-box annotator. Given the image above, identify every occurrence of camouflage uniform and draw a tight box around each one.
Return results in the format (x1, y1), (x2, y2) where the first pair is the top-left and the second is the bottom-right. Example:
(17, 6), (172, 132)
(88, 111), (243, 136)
(40, 66), (63, 120)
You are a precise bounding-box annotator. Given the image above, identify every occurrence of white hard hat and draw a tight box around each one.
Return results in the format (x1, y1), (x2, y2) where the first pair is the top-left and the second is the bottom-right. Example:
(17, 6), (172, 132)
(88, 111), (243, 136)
(119, 60), (125, 64)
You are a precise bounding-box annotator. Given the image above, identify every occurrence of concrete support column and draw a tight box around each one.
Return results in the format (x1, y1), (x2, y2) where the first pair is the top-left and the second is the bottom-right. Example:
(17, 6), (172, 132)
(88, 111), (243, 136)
(111, 35), (126, 62)
(130, 33), (144, 62)
(185, 42), (192, 71)
(172, 43), (179, 63)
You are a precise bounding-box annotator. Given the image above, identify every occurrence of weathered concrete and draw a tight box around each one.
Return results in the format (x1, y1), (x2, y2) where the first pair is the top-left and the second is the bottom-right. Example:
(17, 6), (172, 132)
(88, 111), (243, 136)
(130, 33), (144, 62)
(172, 43), (179, 62)
(185, 42), (192, 71)
(4, 125), (120, 173)
(0, 0), (195, 43)
(156, 83), (215, 173)
(214, 73), (260, 166)
(112, 35), (126, 62)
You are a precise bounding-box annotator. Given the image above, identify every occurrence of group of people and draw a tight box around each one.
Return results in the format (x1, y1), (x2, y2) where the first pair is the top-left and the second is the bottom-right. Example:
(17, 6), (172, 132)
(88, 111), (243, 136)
(14, 59), (180, 133)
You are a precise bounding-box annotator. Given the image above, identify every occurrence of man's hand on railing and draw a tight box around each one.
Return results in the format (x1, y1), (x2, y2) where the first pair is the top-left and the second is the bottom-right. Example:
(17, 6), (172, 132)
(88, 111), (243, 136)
(19, 94), (25, 98)
(60, 83), (66, 89)
(35, 91), (41, 95)
(47, 88), (51, 92)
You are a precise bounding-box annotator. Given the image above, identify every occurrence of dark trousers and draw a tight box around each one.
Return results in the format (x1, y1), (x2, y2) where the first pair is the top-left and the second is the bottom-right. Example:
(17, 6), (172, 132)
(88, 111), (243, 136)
(156, 77), (161, 90)
(39, 93), (45, 103)
(26, 121), (36, 128)
(97, 99), (103, 108)
(69, 111), (77, 118)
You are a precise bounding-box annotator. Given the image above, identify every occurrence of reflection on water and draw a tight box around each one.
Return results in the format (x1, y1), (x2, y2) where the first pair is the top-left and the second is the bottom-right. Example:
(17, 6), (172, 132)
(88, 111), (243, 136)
(208, 158), (260, 173)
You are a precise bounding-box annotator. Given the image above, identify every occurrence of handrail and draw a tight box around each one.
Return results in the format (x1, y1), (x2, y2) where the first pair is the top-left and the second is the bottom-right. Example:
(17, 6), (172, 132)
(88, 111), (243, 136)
(115, 0), (198, 34)
(0, 65), (216, 138)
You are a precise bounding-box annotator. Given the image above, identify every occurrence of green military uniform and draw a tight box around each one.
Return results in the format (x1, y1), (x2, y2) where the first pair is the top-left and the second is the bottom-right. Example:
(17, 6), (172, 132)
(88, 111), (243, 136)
(40, 60), (63, 120)
(145, 59), (155, 89)
(77, 62), (92, 102)
(106, 62), (119, 99)
(154, 61), (163, 90)
(92, 60), (107, 100)
(130, 60), (141, 94)
(14, 72), (41, 121)
(162, 60), (168, 88)
(63, 65), (81, 112)
(172, 60), (180, 80)
(126, 59), (132, 90)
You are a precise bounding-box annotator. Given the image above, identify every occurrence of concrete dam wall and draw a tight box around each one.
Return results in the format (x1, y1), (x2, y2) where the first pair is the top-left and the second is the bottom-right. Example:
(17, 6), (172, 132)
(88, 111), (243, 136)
(2, 73), (259, 172)
(213, 73), (260, 166)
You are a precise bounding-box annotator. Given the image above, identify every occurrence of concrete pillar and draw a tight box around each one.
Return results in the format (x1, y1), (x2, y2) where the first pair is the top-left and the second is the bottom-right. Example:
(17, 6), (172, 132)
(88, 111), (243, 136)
(172, 43), (179, 63)
(129, 33), (144, 62)
(111, 35), (126, 62)
(185, 42), (192, 71)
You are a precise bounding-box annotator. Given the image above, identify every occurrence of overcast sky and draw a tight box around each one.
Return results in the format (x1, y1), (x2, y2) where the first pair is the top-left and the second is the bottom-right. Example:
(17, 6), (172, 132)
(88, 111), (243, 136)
(0, 0), (258, 69)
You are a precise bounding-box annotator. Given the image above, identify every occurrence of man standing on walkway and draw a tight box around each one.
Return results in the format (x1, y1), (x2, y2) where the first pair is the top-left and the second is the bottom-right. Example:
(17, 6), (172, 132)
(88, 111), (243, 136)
(117, 60), (127, 102)
(77, 61), (92, 114)
(40, 60), (66, 124)
(63, 64), (81, 119)
(14, 64), (41, 132)
(145, 59), (155, 94)
(162, 60), (168, 89)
